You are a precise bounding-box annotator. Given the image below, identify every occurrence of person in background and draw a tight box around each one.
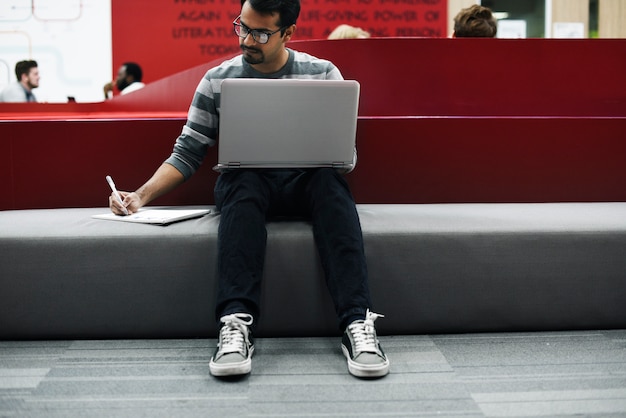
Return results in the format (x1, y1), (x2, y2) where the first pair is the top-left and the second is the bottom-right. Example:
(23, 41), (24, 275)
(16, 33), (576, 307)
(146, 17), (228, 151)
(108, 0), (390, 380)
(103, 62), (145, 99)
(0, 60), (40, 102)
(453, 4), (497, 38)
(328, 24), (371, 39)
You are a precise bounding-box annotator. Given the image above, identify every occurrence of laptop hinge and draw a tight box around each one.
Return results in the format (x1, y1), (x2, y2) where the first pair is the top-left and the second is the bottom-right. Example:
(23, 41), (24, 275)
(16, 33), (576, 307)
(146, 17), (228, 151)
(227, 162), (241, 168)
(332, 162), (345, 168)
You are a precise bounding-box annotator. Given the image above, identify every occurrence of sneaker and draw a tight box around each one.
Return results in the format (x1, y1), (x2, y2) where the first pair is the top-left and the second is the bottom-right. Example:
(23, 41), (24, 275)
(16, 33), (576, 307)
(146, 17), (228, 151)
(342, 310), (390, 378)
(209, 313), (254, 377)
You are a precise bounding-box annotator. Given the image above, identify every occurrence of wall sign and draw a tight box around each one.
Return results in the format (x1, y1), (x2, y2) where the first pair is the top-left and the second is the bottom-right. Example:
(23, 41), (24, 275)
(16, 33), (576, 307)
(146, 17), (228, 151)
(112, 0), (446, 84)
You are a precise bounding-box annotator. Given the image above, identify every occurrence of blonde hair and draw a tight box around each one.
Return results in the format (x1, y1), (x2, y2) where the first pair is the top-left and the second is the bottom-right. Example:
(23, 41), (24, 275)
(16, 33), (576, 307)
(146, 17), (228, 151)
(328, 24), (371, 40)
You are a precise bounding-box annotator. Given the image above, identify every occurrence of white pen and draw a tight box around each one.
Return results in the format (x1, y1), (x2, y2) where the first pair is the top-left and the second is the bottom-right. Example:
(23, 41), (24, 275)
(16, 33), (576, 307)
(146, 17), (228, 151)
(106, 175), (129, 215)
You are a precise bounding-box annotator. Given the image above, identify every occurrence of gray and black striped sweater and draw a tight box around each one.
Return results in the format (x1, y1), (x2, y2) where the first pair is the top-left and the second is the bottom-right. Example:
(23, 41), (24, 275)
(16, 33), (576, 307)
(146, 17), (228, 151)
(164, 48), (345, 179)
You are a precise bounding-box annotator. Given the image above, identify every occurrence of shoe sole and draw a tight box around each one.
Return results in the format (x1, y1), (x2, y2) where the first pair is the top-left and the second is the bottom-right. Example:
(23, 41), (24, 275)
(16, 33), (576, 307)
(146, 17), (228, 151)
(209, 347), (254, 377)
(342, 345), (390, 378)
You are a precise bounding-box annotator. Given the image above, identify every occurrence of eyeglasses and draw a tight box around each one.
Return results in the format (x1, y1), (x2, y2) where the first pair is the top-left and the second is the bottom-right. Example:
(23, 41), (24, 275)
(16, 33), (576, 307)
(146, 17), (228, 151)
(233, 15), (285, 44)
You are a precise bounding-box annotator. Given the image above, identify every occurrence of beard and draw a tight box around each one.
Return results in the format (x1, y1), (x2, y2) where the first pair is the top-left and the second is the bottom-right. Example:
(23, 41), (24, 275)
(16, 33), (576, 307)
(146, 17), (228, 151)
(116, 78), (131, 91)
(241, 45), (264, 65)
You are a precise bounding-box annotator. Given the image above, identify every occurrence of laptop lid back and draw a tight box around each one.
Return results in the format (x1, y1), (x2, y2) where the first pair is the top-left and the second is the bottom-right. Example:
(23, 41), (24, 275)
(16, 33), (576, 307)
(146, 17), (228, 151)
(216, 78), (359, 170)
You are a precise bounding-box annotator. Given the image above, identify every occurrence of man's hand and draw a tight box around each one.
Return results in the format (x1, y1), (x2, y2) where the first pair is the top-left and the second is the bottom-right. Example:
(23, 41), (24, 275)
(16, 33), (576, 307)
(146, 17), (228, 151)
(103, 81), (114, 99)
(107, 163), (185, 216)
(109, 191), (141, 215)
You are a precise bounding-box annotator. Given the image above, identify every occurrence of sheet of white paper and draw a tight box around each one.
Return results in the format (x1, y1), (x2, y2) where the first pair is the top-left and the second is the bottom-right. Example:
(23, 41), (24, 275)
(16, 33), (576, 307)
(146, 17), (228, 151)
(92, 208), (212, 225)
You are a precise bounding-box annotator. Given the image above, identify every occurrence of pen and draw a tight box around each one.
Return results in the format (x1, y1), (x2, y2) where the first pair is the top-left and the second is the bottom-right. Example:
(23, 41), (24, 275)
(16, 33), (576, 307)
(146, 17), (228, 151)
(106, 175), (129, 215)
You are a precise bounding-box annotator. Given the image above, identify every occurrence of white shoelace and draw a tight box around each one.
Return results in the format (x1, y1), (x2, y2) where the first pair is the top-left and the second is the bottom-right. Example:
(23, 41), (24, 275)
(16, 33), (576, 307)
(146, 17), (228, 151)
(218, 313), (253, 355)
(347, 309), (384, 354)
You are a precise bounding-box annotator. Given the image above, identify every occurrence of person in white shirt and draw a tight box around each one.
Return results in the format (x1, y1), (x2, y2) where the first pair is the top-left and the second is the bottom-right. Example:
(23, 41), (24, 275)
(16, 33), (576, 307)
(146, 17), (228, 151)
(0, 60), (40, 102)
(103, 62), (145, 99)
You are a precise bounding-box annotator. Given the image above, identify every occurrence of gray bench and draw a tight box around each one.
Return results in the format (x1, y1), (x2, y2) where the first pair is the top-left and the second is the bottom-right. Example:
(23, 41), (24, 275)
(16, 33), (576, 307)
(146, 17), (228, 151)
(1, 203), (625, 340)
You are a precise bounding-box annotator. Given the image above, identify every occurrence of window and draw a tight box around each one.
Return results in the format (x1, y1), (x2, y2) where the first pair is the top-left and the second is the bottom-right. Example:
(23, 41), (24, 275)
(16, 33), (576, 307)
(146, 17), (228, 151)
(482, 0), (546, 38)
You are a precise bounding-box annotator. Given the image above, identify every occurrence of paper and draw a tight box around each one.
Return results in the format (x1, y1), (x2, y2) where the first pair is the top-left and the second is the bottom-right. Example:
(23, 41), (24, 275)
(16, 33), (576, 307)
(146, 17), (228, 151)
(553, 22), (585, 39)
(497, 20), (527, 39)
(92, 208), (212, 225)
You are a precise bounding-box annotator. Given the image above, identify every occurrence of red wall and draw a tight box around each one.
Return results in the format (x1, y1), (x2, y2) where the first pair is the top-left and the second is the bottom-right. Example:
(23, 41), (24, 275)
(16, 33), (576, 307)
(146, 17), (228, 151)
(293, 38), (626, 117)
(3, 115), (624, 210)
(1, 38), (625, 210)
(111, 0), (447, 85)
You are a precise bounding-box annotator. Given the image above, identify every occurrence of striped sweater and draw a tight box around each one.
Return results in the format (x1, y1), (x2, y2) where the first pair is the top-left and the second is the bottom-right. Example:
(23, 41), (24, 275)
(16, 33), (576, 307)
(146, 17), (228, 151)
(164, 48), (343, 179)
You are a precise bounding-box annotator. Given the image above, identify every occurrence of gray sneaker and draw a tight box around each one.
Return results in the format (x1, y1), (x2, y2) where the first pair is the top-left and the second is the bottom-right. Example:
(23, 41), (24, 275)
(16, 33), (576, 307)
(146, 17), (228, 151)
(209, 313), (254, 377)
(342, 310), (390, 378)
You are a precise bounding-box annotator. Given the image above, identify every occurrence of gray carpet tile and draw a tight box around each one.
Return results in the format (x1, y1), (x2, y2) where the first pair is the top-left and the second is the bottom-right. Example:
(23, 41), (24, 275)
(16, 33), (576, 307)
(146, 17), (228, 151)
(0, 331), (625, 417)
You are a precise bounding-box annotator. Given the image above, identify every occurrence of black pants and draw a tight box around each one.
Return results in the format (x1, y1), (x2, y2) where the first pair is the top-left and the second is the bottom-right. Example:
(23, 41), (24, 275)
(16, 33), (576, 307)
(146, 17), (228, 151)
(214, 168), (371, 331)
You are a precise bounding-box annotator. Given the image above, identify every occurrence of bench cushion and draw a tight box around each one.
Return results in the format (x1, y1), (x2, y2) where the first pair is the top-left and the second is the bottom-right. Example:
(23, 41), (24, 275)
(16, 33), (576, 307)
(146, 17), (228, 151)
(1, 203), (625, 339)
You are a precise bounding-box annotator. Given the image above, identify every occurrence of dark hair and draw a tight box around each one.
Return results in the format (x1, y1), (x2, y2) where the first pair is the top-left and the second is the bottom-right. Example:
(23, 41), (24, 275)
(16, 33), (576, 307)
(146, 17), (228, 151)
(15, 60), (38, 80)
(241, 0), (300, 30)
(454, 5), (497, 38)
(123, 62), (143, 82)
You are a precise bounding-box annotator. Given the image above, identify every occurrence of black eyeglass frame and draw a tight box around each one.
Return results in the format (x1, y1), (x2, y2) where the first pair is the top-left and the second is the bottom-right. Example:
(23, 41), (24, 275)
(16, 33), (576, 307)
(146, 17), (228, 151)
(232, 15), (286, 44)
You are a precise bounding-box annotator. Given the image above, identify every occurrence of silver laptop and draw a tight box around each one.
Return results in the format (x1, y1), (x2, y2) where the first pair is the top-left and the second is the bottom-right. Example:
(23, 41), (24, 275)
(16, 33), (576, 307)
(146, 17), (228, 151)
(214, 78), (360, 171)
